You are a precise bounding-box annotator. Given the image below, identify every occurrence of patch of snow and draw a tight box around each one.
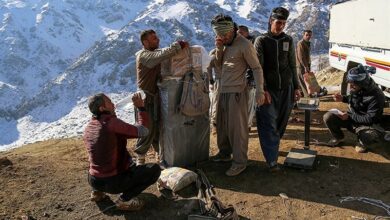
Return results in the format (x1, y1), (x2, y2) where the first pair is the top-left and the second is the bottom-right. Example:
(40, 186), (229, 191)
(153, 2), (193, 21)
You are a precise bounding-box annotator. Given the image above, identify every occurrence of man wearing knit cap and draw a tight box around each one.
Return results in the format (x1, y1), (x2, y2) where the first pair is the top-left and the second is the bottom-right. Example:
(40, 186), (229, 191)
(254, 7), (301, 172)
(210, 14), (265, 176)
(323, 65), (387, 153)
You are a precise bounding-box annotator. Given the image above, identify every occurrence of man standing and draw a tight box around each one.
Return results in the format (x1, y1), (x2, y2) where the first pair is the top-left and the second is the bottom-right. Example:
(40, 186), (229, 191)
(211, 14), (265, 176)
(254, 7), (301, 171)
(323, 65), (386, 153)
(207, 49), (222, 134)
(238, 25), (257, 131)
(135, 29), (188, 165)
(83, 93), (161, 211)
(296, 30), (313, 95)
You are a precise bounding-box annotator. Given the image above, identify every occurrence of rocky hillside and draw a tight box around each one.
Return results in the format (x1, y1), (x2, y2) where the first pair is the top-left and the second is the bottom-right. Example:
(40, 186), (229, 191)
(0, 0), (343, 149)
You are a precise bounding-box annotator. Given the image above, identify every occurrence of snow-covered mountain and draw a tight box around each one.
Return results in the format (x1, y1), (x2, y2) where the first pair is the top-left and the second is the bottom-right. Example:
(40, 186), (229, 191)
(0, 0), (340, 150)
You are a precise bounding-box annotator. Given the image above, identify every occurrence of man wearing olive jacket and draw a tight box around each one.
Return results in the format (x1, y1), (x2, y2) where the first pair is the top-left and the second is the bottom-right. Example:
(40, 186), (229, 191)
(254, 7), (301, 172)
(135, 29), (189, 166)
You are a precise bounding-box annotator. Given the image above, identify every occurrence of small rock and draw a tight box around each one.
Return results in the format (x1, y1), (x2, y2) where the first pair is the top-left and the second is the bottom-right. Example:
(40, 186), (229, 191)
(43, 212), (50, 218)
(279, 193), (289, 199)
(0, 157), (12, 167)
(66, 207), (73, 212)
(54, 204), (62, 209)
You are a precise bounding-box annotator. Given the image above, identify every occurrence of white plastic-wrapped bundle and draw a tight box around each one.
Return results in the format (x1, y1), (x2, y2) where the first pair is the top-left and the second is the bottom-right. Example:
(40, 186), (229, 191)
(158, 77), (210, 167)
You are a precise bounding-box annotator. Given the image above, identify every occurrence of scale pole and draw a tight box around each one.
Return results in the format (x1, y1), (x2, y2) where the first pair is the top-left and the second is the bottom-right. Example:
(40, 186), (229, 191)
(304, 109), (310, 149)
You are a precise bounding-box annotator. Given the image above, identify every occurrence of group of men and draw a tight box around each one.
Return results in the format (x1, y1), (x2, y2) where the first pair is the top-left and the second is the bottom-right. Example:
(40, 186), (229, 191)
(82, 6), (387, 212)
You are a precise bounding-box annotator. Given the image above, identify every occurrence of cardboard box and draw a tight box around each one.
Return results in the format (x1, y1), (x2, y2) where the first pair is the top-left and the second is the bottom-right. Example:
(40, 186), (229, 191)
(161, 46), (203, 77)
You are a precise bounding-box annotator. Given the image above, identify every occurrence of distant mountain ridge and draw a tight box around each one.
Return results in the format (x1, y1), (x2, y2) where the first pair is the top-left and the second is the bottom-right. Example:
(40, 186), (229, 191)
(0, 0), (341, 150)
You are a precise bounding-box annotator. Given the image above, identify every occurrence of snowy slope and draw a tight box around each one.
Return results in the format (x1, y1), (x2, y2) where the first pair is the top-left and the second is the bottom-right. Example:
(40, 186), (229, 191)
(0, 0), (341, 150)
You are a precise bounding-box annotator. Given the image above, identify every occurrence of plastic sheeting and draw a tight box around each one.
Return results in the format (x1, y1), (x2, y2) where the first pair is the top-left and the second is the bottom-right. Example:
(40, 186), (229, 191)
(158, 77), (210, 167)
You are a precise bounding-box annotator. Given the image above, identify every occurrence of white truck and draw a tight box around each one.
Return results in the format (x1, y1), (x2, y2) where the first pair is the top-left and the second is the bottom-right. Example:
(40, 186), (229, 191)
(329, 0), (390, 97)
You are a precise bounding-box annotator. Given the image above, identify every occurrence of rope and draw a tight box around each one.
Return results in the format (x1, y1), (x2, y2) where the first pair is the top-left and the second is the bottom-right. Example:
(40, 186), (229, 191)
(340, 197), (390, 216)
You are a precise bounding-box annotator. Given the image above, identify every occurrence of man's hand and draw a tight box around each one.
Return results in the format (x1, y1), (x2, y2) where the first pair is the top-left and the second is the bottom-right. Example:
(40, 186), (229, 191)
(256, 94), (265, 106)
(337, 112), (349, 120)
(333, 93), (343, 102)
(178, 40), (189, 49)
(132, 92), (144, 108)
(263, 91), (272, 105)
(294, 89), (301, 101)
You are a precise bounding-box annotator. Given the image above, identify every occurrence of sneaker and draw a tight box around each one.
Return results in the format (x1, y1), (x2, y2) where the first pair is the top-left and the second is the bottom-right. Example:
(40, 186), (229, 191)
(268, 161), (281, 173)
(355, 145), (367, 153)
(90, 191), (107, 202)
(210, 153), (232, 162)
(225, 165), (246, 176)
(136, 154), (146, 166)
(327, 138), (344, 147)
(269, 165), (281, 173)
(115, 197), (144, 211)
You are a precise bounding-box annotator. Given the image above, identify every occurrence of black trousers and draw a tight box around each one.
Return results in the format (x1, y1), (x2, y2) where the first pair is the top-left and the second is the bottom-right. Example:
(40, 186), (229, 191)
(323, 112), (384, 147)
(88, 163), (161, 201)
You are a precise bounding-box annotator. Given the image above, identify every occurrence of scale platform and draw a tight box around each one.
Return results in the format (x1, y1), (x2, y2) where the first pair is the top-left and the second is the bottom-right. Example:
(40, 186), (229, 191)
(284, 148), (317, 169)
(284, 97), (320, 170)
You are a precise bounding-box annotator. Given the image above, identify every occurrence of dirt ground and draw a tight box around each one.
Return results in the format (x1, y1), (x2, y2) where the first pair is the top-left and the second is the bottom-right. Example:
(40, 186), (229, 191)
(1, 69), (390, 220)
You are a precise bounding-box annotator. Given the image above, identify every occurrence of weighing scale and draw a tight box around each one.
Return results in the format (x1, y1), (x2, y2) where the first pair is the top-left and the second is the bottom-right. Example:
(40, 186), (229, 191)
(284, 97), (319, 169)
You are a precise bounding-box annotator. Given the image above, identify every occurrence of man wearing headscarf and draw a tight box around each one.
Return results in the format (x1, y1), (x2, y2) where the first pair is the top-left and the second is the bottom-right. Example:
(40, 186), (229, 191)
(323, 65), (387, 153)
(254, 7), (301, 172)
(210, 14), (265, 176)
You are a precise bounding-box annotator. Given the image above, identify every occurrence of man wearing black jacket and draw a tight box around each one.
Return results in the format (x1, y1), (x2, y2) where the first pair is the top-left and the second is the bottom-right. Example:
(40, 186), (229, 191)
(323, 65), (386, 153)
(254, 7), (301, 171)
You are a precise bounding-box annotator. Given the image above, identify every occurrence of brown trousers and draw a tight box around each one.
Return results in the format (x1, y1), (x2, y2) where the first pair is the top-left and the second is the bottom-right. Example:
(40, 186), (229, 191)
(216, 91), (249, 167)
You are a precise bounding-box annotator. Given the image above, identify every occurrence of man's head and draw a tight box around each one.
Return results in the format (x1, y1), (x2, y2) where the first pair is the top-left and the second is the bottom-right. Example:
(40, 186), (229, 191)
(237, 25), (249, 38)
(211, 14), (235, 45)
(347, 65), (376, 92)
(303, 30), (312, 41)
(269, 7), (289, 36)
(140, 29), (159, 51)
(88, 93), (115, 117)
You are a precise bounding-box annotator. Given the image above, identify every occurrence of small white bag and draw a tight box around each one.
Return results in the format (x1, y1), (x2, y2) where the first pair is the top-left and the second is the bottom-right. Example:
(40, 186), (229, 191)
(157, 167), (197, 192)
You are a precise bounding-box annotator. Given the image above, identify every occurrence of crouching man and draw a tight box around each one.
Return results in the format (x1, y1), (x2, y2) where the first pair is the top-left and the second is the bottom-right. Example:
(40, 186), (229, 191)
(83, 93), (161, 211)
(323, 65), (386, 153)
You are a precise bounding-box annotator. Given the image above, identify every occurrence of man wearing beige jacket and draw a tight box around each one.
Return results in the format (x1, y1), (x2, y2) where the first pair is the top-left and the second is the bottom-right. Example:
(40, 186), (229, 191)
(296, 30), (312, 94)
(210, 14), (265, 176)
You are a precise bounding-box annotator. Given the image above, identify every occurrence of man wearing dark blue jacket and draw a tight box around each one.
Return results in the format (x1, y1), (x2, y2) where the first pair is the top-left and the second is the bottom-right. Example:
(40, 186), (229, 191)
(323, 65), (387, 153)
(254, 7), (301, 172)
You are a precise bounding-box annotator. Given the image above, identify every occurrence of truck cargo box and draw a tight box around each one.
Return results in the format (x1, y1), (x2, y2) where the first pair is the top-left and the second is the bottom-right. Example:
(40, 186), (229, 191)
(329, 0), (390, 49)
